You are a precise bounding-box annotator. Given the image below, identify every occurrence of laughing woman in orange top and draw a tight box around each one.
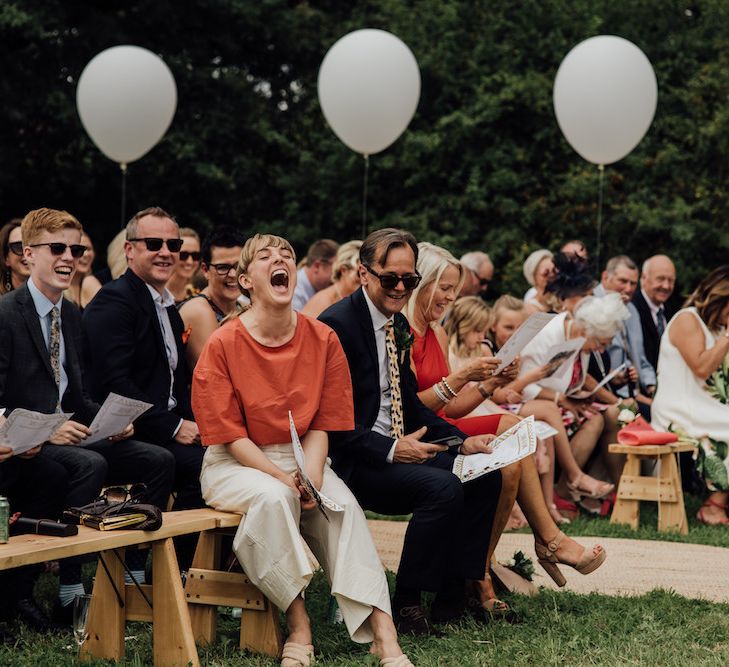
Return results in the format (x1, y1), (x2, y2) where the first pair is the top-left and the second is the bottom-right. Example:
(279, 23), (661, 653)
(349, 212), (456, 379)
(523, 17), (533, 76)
(192, 234), (412, 667)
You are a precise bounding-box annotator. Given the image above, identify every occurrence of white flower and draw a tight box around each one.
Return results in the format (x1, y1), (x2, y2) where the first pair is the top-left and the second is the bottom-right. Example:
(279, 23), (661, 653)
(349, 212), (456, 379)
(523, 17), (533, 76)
(618, 408), (636, 423)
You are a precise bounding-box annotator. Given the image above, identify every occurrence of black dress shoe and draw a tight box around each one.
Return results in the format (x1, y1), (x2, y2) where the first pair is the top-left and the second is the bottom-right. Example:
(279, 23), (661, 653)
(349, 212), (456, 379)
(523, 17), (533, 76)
(15, 598), (66, 632)
(394, 604), (441, 636)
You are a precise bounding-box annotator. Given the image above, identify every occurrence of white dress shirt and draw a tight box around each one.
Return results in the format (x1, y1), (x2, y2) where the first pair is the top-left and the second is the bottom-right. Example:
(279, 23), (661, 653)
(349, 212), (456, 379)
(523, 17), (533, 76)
(27, 277), (68, 403)
(640, 287), (663, 327)
(362, 287), (398, 463)
(145, 284), (178, 410)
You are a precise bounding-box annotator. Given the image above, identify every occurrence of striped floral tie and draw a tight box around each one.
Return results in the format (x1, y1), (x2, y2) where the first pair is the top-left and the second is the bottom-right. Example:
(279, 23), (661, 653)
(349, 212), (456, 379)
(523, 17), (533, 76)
(49, 306), (61, 411)
(384, 320), (404, 439)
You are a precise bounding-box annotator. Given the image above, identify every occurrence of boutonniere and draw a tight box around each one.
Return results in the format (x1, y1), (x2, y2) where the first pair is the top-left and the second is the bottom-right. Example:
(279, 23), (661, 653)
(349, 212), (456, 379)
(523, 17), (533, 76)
(394, 322), (414, 365)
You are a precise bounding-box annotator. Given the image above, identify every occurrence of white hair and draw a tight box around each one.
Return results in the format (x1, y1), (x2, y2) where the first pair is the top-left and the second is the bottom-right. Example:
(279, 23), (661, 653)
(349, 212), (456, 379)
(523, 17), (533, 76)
(573, 292), (630, 338)
(460, 251), (491, 273)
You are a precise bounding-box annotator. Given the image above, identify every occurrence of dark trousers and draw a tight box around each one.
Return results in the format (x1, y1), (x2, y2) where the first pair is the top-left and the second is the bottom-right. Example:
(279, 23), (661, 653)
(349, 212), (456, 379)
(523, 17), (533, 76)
(46, 439), (176, 578)
(343, 451), (502, 593)
(0, 448), (72, 615)
(163, 441), (205, 571)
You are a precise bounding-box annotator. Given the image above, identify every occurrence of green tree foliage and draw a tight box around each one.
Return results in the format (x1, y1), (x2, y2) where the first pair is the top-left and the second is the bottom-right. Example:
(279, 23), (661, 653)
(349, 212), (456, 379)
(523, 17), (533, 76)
(1, 0), (728, 295)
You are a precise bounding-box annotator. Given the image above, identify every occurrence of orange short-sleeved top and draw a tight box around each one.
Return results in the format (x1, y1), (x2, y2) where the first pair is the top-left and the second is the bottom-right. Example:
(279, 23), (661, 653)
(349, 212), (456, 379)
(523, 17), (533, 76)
(192, 314), (354, 446)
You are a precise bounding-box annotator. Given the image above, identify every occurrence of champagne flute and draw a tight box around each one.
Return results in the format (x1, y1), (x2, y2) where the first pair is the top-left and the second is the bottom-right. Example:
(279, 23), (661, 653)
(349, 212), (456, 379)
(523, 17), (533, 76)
(72, 593), (93, 649)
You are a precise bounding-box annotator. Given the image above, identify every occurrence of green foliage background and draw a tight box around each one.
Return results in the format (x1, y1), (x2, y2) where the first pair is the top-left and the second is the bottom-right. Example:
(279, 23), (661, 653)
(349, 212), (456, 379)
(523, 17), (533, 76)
(2, 0), (728, 296)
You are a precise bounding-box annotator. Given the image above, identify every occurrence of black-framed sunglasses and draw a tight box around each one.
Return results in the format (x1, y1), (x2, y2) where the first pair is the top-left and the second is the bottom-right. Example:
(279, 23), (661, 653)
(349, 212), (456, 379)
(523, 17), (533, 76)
(179, 251), (201, 262)
(207, 262), (237, 276)
(128, 237), (184, 252)
(363, 264), (421, 291)
(28, 242), (87, 258)
(7, 241), (23, 257)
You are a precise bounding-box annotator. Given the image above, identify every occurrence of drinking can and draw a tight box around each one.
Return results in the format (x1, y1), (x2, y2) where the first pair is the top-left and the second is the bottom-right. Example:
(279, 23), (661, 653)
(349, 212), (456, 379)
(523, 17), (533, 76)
(0, 496), (9, 544)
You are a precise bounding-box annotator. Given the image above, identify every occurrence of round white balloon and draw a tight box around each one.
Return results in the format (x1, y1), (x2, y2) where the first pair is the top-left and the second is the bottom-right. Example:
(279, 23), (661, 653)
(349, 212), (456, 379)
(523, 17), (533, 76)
(77, 45), (177, 164)
(318, 29), (421, 155)
(553, 35), (657, 165)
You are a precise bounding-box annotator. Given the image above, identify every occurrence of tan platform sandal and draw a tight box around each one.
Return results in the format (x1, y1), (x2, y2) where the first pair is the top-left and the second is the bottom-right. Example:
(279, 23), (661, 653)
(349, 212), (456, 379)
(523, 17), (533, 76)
(534, 530), (607, 587)
(281, 641), (315, 667)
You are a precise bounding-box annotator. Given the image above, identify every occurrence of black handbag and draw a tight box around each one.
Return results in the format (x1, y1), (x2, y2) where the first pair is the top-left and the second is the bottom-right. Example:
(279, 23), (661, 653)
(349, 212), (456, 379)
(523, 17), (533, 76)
(63, 484), (163, 531)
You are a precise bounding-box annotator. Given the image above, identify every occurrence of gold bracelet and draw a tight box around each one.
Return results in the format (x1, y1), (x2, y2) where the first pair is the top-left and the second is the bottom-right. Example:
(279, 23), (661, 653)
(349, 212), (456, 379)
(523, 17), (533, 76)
(476, 382), (490, 399)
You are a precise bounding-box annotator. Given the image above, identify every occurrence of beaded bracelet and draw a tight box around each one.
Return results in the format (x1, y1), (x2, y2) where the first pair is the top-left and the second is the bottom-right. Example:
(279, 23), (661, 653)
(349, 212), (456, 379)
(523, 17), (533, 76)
(441, 377), (458, 398)
(432, 382), (450, 403)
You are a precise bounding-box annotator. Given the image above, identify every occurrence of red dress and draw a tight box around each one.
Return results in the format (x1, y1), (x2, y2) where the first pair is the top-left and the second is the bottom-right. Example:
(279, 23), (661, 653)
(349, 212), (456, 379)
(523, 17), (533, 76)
(411, 326), (502, 436)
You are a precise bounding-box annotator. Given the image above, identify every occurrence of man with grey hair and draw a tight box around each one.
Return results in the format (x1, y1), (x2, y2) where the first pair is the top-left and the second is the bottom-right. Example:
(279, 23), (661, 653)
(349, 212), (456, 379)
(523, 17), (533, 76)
(631, 254), (678, 372)
(83, 206), (205, 571)
(595, 255), (656, 399)
(459, 251), (493, 297)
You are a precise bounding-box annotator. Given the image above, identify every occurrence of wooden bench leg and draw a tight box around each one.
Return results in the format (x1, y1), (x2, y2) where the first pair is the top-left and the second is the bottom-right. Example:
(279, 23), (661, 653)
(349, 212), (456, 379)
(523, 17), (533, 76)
(240, 594), (283, 658)
(81, 548), (126, 662)
(188, 530), (221, 646)
(152, 537), (200, 667)
(657, 452), (689, 535)
(611, 453), (641, 530)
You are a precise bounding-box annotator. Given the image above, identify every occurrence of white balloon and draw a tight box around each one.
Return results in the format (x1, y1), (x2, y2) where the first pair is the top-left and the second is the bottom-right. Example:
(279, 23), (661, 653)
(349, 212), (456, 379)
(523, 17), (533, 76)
(553, 35), (657, 165)
(77, 45), (177, 165)
(318, 29), (421, 155)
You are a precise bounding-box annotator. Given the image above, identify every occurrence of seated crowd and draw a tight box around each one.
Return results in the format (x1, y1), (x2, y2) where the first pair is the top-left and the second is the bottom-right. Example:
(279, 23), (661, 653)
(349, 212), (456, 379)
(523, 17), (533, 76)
(0, 207), (728, 666)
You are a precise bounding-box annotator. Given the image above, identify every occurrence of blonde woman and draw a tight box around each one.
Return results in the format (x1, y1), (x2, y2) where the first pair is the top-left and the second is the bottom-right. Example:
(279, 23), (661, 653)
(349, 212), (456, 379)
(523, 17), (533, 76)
(167, 227), (201, 303)
(522, 249), (556, 315)
(192, 234), (412, 667)
(301, 240), (362, 318)
(407, 242), (607, 609)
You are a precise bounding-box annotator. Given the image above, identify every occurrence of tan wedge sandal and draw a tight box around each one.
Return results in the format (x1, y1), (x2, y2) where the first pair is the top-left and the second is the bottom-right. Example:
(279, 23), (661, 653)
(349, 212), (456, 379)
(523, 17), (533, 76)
(534, 530), (607, 587)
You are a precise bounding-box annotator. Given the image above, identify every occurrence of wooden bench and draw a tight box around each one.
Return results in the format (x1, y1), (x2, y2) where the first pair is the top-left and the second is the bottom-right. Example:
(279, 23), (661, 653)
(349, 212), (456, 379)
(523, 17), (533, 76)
(608, 442), (697, 534)
(0, 508), (282, 666)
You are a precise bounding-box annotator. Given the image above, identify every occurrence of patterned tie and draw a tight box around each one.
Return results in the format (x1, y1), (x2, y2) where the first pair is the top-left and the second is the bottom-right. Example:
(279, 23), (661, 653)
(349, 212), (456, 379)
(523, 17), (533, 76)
(384, 320), (404, 440)
(49, 306), (61, 410)
(656, 306), (666, 338)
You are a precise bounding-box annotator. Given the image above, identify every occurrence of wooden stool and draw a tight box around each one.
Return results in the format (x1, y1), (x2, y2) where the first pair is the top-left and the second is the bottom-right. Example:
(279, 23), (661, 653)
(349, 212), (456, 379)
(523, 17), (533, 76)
(608, 442), (697, 535)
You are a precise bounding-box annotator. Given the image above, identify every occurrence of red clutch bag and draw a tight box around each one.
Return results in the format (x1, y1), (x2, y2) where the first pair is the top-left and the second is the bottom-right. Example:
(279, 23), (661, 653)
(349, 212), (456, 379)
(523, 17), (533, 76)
(617, 416), (678, 446)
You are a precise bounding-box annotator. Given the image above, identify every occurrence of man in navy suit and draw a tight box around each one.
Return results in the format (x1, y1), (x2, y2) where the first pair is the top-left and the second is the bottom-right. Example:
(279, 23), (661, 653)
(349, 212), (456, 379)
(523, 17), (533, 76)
(83, 207), (205, 568)
(0, 208), (173, 627)
(319, 229), (505, 635)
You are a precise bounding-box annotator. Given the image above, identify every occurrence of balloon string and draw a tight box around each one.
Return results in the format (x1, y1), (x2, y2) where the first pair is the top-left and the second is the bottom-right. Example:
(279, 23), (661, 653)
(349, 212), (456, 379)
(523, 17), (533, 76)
(120, 162), (128, 228)
(596, 164), (605, 273)
(362, 154), (369, 239)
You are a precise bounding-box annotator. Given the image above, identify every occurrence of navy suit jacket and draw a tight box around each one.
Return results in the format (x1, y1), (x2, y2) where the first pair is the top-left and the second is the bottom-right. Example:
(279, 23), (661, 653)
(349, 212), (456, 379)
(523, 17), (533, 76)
(0, 284), (99, 424)
(631, 289), (679, 371)
(82, 268), (192, 444)
(319, 287), (465, 481)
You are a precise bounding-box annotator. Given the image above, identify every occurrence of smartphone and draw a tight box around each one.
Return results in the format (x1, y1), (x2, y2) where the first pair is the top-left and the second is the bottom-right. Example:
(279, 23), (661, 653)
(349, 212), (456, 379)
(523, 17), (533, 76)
(429, 435), (463, 449)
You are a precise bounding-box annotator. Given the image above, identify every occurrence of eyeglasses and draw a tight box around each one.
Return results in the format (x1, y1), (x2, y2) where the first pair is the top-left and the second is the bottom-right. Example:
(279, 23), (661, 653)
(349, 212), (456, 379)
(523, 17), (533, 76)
(364, 264), (421, 291)
(127, 237), (184, 252)
(28, 243), (87, 258)
(208, 262), (237, 276)
(7, 241), (23, 257)
(179, 251), (201, 262)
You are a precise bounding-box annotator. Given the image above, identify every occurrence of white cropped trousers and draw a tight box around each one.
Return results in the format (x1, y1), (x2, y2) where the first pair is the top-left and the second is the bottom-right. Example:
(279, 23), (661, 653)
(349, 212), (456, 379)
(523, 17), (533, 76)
(200, 443), (391, 642)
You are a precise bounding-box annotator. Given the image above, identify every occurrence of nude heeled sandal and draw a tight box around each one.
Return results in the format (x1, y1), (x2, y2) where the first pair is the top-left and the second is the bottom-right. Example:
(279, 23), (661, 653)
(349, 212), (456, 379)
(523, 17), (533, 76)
(534, 531), (607, 587)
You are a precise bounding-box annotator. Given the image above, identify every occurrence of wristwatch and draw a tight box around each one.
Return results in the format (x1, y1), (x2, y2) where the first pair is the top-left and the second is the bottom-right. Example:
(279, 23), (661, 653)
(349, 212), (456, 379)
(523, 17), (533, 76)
(476, 383), (490, 399)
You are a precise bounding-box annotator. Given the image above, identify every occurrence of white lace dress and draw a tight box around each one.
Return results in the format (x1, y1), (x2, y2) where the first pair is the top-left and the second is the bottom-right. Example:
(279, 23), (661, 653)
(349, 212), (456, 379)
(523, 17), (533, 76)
(652, 307), (729, 490)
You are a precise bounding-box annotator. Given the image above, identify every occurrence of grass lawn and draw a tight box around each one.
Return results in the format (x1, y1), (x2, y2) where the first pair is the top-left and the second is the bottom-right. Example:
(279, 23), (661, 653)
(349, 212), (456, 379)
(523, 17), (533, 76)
(1, 491), (728, 666)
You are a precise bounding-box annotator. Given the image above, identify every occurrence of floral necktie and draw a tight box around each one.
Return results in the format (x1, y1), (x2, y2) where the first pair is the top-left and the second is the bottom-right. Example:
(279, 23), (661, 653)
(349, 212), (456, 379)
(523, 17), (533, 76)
(656, 306), (666, 338)
(49, 306), (61, 411)
(384, 320), (404, 440)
